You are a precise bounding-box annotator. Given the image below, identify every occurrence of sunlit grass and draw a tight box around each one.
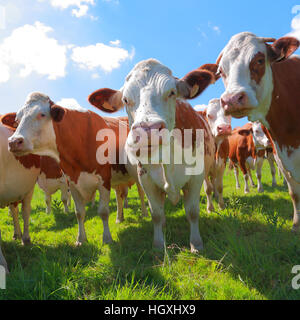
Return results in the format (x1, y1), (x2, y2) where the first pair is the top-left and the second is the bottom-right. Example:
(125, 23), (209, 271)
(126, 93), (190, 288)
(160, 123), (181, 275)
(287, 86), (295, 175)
(0, 162), (300, 300)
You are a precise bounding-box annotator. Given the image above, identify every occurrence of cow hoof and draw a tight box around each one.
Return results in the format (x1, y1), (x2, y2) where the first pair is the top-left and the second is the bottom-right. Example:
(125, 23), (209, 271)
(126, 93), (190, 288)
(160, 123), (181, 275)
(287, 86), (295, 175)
(115, 218), (124, 224)
(22, 238), (31, 246)
(153, 240), (164, 251)
(103, 235), (113, 244)
(13, 234), (22, 241)
(219, 203), (225, 210)
(257, 188), (264, 193)
(207, 205), (214, 213)
(272, 183), (277, 187)
(190, 242), (203, 253)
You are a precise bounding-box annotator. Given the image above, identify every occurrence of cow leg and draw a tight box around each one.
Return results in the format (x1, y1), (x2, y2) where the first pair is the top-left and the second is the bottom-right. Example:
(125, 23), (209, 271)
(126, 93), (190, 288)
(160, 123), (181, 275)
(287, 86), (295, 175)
(21, 189), (34, 245)
(239, 160), (250, 194)
(204, 178), (214, 213)
(267, 154), (277, 187)
(115, 186), (125, 224)
(233, 165), (240, 189)
(70, 185), (87, 246)
(0, 230), (8, 274)
(9, 204), (22, 240)
(123, 188), (129, 209)
(255, 156), (264, 193)
(139, 173), (166, 249)
(136, 182), (149, 217)
(215, 162), (226, 210)
(60, 184), (70, 213)
(45, 193), (52, 214)
(183, 177), (203, 253)
(98, 186), (113, 244)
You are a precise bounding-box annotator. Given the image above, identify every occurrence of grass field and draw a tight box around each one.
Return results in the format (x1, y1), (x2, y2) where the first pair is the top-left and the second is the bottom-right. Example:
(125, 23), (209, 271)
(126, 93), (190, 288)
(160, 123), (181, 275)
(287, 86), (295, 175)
(0, 161), (300, 300)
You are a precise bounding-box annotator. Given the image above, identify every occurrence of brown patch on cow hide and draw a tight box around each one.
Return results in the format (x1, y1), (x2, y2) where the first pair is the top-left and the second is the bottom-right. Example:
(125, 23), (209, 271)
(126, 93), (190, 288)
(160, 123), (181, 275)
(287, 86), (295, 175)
(249, 52), (266, 84)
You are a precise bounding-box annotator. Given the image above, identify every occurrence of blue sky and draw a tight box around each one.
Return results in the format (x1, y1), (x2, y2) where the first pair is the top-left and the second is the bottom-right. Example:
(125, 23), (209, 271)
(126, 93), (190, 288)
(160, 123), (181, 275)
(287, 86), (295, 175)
(0, 0), (299, 129)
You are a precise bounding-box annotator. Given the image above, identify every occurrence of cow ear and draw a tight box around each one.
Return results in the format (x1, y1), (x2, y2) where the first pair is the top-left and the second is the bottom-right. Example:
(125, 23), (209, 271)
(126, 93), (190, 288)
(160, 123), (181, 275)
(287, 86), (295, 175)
(198, 63), (221, 81)
(1, 113), (18, 130)
(177, 67), (215, 100)
(50, 105), (65, 122)
(238, 129), (251, 136)
(88, 88), (123, 113)
(267, 37), (300, 63)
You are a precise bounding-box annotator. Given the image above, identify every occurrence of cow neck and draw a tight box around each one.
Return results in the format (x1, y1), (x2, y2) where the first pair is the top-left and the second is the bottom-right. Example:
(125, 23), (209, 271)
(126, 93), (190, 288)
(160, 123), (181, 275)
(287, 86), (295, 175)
(40, 156), (63, 179)
(266, 57), (300, 152)
(175, 100), (213, 157)
(52, 109), (111, 189)
(16, 154), (41, 170)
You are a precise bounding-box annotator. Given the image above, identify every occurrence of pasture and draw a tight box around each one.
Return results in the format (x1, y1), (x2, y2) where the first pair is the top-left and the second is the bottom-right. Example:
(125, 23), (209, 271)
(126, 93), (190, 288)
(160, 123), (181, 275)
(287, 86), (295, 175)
(0, 161), (299, 300)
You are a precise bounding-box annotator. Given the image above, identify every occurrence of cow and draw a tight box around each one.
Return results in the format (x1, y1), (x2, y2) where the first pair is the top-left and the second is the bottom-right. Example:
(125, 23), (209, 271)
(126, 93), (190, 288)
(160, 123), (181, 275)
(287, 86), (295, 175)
(88, 58), (217, 252)
(217, 31), (300, 231)
(0, 116), (41, 273)
(228, 123), (256, 193)
(196, 98), (232, 210)
(3, 93), (147, 247)
(37, 156), (71, 214)
(251, 121), (278, 191)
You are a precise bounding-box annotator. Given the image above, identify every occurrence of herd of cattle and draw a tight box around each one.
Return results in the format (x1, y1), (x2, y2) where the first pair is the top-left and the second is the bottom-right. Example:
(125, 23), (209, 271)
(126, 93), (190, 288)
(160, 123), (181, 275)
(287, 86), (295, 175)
(0, 31), (299, 274)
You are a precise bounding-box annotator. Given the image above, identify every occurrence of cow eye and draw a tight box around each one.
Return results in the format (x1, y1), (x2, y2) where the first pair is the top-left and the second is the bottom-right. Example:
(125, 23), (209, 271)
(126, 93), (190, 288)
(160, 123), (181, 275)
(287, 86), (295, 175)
(123, 97), (129, 105)
(168, 90), (176, 98)
(257, 58), (265, 65)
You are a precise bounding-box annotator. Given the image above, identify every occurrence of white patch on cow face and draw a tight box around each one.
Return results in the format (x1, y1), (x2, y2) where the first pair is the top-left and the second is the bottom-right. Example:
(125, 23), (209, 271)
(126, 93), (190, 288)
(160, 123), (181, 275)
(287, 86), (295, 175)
(251, 121), (270, 149)
(219, 32), (274, 122)
(123, 59), (177, 129)
(9, 92), (59, 161)
(121, 59), (180, 162)
(206, 98), (232, 142)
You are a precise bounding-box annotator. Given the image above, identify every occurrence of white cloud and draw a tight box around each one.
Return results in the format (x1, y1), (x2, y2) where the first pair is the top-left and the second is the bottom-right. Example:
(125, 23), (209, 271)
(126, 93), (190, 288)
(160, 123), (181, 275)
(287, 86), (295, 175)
(39, 0), (95, 18)
(71, 43), (135, 72)
(0, 21), (68, 82)
(288, 5), (300, 40)
(194, 104), (207, 112)
(56, 97), (87, 112)
(109, 39), (121, 47)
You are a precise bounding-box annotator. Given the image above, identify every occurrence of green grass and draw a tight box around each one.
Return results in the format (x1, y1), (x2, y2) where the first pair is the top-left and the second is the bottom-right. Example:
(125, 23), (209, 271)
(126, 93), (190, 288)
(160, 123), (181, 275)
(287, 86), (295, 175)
(1, 162), (300, 300)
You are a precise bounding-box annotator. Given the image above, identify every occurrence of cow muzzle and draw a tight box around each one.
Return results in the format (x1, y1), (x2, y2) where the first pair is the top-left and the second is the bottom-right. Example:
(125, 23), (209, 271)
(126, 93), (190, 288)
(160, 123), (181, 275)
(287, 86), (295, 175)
(221, 92), (253, 118)
(8, 136), (30, 155)
(128, 120), (167, 149)
(216, 124), (232, 137)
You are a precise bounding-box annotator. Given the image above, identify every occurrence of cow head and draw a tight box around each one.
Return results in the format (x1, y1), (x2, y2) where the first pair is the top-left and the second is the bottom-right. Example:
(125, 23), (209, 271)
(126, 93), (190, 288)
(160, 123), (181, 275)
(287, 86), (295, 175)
(88, 58), (216, 162)
(3, 92), (65, 160)
(204, 98), (232, 143)
(217, 32), (299, 121)
(251, 121), (272, 149)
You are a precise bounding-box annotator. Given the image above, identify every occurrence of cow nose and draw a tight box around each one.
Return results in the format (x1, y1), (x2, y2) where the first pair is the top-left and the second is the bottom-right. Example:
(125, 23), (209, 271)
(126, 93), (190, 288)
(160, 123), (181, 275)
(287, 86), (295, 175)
(8, 137), (24, 152)
(132, 121), (166, 132)
(221, 92), (248, 108)
(217, 124), (232, 135)
(131, 121), (166, 145)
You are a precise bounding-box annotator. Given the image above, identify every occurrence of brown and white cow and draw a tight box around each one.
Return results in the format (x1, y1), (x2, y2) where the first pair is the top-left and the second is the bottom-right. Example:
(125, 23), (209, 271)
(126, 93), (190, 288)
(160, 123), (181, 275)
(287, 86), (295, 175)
(88, 59), (217, 252)
(4, 93), (147, 246)
(217, 32), (300, 230)
(37, 156), (71, 214)
(228, 123), (256, 193)
(195, 98), (232, 210)
(0, 117), (41, 273)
